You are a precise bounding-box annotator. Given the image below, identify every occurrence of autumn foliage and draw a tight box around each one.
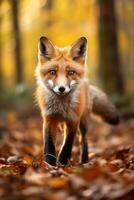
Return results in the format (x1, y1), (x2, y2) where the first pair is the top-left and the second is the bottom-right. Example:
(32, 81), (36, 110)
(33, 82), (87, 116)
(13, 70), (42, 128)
(0, 115), (134, 199)
(0, 0), (134, 199)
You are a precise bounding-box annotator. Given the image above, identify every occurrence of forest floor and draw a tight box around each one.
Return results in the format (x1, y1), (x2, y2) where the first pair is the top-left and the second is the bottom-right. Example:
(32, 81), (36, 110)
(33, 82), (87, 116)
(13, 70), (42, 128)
(0, 113), (134, 200)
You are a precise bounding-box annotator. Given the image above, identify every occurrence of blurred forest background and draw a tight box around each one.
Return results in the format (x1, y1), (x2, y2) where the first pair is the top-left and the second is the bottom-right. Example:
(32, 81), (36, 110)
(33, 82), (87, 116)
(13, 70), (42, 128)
(1, 2), (134, 199)
(0, 0), (134, 117)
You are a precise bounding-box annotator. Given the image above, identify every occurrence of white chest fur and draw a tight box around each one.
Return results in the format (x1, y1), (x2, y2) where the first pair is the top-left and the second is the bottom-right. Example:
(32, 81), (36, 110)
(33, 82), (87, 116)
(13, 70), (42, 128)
(43, 89), (80, 121)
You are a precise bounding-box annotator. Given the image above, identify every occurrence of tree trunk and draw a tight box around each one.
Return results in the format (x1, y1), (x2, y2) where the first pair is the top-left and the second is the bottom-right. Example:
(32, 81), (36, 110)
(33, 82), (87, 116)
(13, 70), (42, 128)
(10, 0), (23, 84)
(98, 0), (125, 94)
(45, 0), (53, 27)
(0, 1), (3, 89)
(45, 0), (53, 10)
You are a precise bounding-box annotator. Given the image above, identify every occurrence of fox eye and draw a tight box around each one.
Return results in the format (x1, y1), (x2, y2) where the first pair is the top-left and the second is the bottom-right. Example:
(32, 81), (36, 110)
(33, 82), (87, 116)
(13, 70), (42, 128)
(49, 70), (56, 75)
(68, 70), (75, 76)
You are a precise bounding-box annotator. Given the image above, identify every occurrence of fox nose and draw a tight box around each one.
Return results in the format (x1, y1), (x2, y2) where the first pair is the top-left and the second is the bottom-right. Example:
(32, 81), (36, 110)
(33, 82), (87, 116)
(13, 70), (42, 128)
(58, 86), (65, 93)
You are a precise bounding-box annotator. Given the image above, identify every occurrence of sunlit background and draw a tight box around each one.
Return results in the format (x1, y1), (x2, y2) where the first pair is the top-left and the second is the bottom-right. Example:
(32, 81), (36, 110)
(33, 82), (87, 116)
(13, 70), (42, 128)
(0, 0), (134, 116)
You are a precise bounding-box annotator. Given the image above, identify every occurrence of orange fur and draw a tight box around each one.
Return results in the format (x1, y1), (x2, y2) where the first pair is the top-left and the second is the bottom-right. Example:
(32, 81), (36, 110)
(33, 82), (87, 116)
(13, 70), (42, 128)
(35, 36), (119, 166)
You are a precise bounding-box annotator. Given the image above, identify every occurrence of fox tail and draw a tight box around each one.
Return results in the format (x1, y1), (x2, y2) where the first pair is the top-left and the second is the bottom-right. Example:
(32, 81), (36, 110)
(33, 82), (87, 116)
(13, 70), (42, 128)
(90, 85), (119, 125)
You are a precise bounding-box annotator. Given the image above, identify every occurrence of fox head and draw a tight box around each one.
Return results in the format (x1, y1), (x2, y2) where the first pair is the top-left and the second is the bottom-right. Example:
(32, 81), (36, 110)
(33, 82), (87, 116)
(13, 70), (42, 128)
(36, 36), (88, 95)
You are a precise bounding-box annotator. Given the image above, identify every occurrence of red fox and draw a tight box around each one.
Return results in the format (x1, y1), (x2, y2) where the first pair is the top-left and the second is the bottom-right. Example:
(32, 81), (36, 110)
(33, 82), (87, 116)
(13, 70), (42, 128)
(35, 36), (119, 166)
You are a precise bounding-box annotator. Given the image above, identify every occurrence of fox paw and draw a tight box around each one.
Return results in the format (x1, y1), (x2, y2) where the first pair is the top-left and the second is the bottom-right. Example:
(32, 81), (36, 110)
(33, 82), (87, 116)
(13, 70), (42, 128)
(44, 154), (56, 166)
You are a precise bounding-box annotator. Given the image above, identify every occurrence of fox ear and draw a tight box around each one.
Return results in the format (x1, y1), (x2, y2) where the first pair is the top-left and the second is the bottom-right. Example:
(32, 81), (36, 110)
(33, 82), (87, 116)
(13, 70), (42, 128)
(70, 37), (87, 62)
(38, 36), (55, 60)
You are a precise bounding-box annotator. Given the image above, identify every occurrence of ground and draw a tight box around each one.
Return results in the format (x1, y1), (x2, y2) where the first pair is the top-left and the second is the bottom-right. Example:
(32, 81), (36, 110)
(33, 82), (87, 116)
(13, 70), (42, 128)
(0, 113), (134, 200)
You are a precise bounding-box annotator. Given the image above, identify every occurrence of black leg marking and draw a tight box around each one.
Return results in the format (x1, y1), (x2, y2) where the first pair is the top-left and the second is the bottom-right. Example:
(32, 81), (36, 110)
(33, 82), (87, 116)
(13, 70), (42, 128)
(81, 139), (89, 163)
(44, 126), (56, 166)
(80, 121), (89, 164)
(58, 125), (77, 165)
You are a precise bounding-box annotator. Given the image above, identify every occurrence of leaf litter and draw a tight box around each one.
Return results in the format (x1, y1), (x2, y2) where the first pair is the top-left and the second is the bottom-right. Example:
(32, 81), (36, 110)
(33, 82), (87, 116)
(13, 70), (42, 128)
(0, 115), (134, 200)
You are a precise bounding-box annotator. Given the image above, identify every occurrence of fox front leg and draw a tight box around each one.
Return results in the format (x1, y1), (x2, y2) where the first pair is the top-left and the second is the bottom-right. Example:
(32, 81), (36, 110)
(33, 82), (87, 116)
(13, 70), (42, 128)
(79, 120), (89, 164)
(58, 123), (78, 166)
(43, 119), (57, 166)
